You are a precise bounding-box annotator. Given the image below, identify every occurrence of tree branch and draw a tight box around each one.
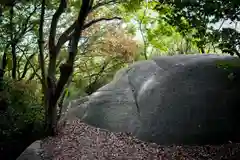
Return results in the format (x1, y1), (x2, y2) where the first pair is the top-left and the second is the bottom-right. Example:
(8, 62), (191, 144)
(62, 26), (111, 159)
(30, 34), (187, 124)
(48, 0), (67, 81)
(17, 46), (42, 81)
(48, 0), (67, 54)
(28, 54), (48, 81)
(15, 3), (39, 41)
(55, 16), (122, 54)
(20, 53), (35, 80)
(53, 0), (93, 106)
(83, 17), (122, 30)
(39, 0), (46, 87)
(138, 7), (148, 60)
(55, 21), (76, 54)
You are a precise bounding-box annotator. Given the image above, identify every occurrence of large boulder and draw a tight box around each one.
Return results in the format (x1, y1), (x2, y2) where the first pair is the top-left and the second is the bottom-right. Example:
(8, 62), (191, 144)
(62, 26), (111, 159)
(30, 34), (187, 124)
(61, 96), (89, 116)
(16, 140), (48, 160)
(64, 54), (240, 145)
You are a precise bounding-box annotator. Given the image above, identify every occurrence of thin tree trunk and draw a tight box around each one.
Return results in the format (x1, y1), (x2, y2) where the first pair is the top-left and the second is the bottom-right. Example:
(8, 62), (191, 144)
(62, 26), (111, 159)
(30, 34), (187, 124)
(0, 44), (10, 95)
(0, 44), (9, 111)
(200, 47), (205, 54)
(19, 53), (35, 80)
(38, 0), (48, 135)
(9, 4), (17, 79)
(11, 44), (17, 79)
(139, 8), (148, 60)
(57, 74), (72, 121)
(45, 0), (68, 136)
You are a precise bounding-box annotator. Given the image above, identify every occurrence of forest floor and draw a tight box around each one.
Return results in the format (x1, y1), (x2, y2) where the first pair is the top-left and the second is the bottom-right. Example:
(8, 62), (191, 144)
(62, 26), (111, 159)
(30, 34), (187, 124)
(41, 119), (240, 160)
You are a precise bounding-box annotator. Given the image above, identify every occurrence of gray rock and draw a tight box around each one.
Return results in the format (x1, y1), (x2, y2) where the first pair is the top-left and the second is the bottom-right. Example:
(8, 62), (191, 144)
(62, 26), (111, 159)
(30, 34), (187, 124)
(61, 96), (89, 115)
(66, 54), (240, 145)
(16, 140), (48, 160)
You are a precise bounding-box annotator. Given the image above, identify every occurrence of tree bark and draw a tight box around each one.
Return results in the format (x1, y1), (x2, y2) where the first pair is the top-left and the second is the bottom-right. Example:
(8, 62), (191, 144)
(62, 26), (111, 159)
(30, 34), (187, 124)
(200, 46), (205, 54)
(9, 4), (17, 79)
(11, 43), (17, 79)
(38, 0), (49, 136)
(19, 53), (35, 80)
(45, 0), (93, 136)
(44, 0), (68, 136)
(0, 44), (10, 79)
(0, 44), (9, 111)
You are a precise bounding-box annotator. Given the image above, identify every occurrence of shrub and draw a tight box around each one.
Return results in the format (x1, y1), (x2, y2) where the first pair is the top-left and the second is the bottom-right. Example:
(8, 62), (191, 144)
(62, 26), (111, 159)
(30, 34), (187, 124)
(0, 79), (44, 159)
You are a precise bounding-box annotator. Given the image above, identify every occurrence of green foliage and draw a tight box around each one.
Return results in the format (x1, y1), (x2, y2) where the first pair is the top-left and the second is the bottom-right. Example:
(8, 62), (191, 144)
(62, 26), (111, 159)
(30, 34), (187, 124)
(156, 0), (240, 55)
(217, 28), (240, 56)
(121, 0), (203, 56)
(0, 79), (44, 143)
(121, 0), (143, 13)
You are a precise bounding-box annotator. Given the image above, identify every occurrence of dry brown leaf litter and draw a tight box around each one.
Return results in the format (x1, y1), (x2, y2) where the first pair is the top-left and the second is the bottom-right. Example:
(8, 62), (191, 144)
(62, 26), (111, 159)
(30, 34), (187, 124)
(41, 119), (240, 160)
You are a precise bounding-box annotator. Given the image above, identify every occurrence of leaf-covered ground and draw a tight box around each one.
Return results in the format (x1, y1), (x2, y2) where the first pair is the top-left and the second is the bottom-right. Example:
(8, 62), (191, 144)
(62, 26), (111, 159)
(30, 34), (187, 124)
(41, 119), (240, 160)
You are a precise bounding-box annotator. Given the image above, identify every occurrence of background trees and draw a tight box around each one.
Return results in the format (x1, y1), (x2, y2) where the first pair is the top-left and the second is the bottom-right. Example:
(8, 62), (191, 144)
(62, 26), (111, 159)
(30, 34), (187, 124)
(156, 0), (240, 55)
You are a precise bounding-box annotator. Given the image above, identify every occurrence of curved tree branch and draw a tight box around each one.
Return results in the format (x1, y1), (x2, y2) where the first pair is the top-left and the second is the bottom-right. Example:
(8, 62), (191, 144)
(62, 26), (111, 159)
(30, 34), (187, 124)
(17, 46), (42, 81)
(83, 17), (122, 30)
(139, 7), (148, 60)
(19, 53), (35, 80)
(55, 17), (122, 54)
(48, 0), (67, 81)
(39, 0), (46, 87)
(48, 0), (67, 53)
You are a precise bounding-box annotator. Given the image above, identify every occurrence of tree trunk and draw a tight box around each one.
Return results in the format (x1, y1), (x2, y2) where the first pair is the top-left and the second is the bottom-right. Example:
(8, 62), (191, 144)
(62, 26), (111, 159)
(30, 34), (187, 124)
(0, 46), (8, 111)
(0, 68), (4, 91)
(38, 0), (49, 136)
(9, 4), (17, 79)
(57, 74), (72, 121)
(11, 43), (17, 79)
(0, 51), (7, 82)
(0, 44), (10, 90)
(42, 0), (93, 136)
(45, 64), (72, 135)
(200, 47), (205, 54)
(19, 53), (35, 80)
(46, 77), (57, 135)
